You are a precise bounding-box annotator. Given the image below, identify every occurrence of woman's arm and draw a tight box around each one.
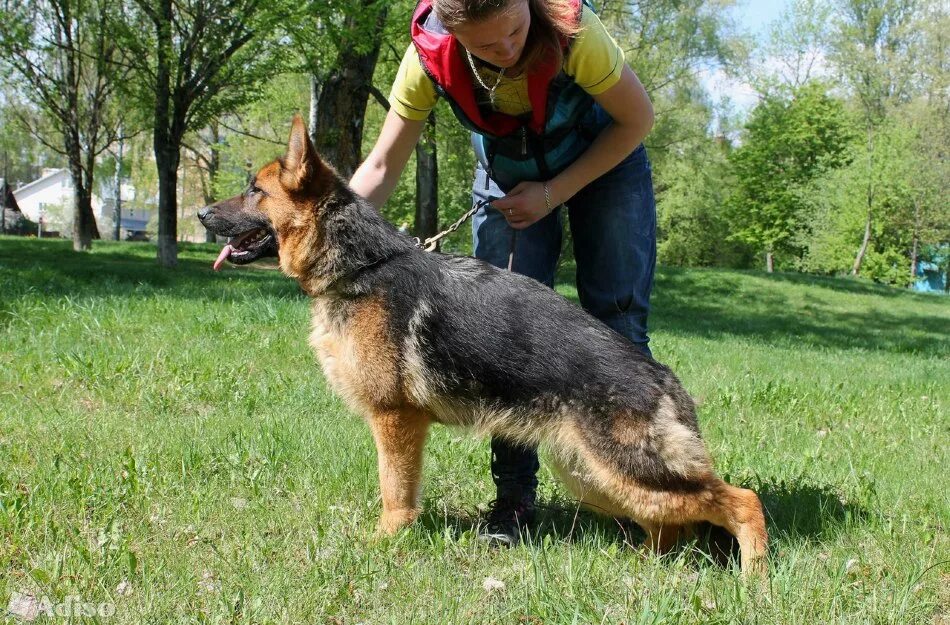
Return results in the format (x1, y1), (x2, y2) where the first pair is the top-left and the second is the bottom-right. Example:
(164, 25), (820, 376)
(350, 108), (427, 209)
(492, 65), (654, 229)
(550, 65), (654, 205)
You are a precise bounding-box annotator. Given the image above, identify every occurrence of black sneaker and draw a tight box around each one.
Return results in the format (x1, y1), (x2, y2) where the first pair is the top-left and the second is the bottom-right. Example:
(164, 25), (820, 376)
(478, 496), (536, 547)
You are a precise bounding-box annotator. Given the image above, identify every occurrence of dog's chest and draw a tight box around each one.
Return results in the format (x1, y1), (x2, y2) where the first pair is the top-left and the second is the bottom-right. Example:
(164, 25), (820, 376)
(308, 296), (403, 413)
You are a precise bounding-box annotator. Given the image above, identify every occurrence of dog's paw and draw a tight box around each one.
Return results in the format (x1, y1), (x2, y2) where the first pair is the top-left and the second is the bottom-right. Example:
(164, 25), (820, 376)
(375, 508), (421, 536)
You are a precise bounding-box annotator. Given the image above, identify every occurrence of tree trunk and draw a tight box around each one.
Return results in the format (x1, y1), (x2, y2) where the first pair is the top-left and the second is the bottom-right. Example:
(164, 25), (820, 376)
(312, 4), (388, 177)
(156, 145), (180, 267)
(191, 124), (224, 244)
(852, 123), (875, 277)
(851, 210), (872, 276)
(909, 234), (919, 284)
(1, 157), (6, 233)
(909, 198), (921, 285)
(114, 134), (123, 241)
(414, 111), (438, 246)
(68, 157), (98, 251)
(309, 74), (321, 147)
(71, 182), (94, 251)
(153, 0), (179, 267)
(204, 136), (221, 243)
(61, 36), (99, 250)
(766, 251), (774, 273)
(154, 123), (181, 266)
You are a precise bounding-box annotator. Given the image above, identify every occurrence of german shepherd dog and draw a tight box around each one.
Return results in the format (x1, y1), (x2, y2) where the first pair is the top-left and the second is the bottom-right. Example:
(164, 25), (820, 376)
(198, 117), (768, 574)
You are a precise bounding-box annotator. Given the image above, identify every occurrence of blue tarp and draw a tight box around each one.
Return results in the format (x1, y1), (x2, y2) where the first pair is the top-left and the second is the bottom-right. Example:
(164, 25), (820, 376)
(913, 245), (950, 293)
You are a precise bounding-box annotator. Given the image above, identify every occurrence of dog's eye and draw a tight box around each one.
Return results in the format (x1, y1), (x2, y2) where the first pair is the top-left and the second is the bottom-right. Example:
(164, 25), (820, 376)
(248, 185), (265, 197)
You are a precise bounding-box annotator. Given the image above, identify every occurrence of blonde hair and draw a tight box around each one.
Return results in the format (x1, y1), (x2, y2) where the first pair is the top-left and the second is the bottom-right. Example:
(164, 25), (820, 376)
(434, 0), (581, 73)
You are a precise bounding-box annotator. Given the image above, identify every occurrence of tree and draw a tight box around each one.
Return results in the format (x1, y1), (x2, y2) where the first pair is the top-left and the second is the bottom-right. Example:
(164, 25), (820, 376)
(829, 0), (920, 276)
(0, 0), (125, 250)
(283, 0), (392, 178)
(752, 0), (834, 92)
(413, 112), (438, 244)
(115, 0), (283, 267)
(0, 102), (60, 188)
(797, 107), (948, 286)
(655, 97), (753, 268)
(182, 122), (226, 243)
(312, 2), (389, 178)
(598, 0), (743, 171)
(727, 82), (855, 271)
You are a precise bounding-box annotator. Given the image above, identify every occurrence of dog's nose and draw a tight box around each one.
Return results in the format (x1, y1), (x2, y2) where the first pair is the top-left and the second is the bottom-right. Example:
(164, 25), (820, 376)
(197, 206), (214, 221)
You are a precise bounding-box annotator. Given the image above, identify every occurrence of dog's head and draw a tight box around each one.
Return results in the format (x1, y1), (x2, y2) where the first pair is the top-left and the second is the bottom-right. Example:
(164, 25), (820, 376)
(198, 116), (332, 275)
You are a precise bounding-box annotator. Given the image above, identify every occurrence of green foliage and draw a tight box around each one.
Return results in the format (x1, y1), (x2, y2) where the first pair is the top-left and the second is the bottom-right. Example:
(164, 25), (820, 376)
(831, 0), (920, 123)
(601, 0), (743, 175)
(753, 0), (834, 91)
(653, 86), (753, 268)
(0, 104), (62, 185)
(799, 105), (950, 285)
(0, 0), (123, 154)
(209, 75), (312, 200)
(2, 0), (945, 289)
(284, 0), (404, 75)
(727, 82), (856, 268)
(113, 0), (290, 136)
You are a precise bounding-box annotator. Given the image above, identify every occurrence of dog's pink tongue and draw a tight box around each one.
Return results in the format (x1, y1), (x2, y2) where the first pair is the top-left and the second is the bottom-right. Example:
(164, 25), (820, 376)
(213, 245), (232, 271)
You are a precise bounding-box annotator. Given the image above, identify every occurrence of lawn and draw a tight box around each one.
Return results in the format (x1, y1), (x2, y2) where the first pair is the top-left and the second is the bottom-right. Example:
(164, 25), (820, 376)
(1, 237), (947, 624)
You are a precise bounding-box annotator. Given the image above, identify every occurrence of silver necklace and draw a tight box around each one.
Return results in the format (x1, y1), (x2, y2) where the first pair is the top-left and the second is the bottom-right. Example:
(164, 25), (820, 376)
(466, 49), (505, 106)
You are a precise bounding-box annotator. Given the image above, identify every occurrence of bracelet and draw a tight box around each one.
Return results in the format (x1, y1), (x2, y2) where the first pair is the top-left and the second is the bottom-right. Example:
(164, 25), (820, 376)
(543, 182), (552, 213)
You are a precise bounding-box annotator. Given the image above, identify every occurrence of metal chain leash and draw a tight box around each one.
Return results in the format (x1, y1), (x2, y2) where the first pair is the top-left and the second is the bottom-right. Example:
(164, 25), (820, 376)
(414, 199), (491, 252)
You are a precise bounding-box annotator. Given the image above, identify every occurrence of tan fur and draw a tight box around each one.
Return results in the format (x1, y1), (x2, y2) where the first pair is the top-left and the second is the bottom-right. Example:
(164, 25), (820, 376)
(610, 412), (650, 447)
(366, 407), (431, 535)
(651, 395), (712, 480)
(401, 302), (439, 405)
(309, 296), (405, 414)
(253, 148), (337, 294)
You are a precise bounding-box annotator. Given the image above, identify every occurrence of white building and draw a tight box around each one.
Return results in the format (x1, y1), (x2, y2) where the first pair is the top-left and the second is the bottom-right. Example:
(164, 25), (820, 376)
(12, 169), (88, 227)
(12, 168), (151, 235)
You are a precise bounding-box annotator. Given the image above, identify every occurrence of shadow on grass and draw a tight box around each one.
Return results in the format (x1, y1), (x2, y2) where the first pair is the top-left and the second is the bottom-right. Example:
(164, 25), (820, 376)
(417, 477), (871, 566)
(416, 499), (642, 548)
(756, 268), (933, 298)
(0, 237), (301, 304)
(653, 268), (948, 355)
(5, 238), (946, 355)
(560, 260), (947, 356)
(756, 477), (872, 542)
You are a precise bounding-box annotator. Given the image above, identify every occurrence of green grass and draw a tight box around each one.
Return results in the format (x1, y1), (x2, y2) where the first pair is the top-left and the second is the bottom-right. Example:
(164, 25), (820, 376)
(1, 236), (947, 624)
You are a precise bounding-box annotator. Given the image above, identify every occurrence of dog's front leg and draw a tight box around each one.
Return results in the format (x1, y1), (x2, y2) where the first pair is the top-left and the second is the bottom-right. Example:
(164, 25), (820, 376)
(367, 407), (430, 535)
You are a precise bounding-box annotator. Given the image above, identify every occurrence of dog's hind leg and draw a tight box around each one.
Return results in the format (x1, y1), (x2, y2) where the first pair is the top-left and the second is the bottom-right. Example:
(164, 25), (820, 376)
(593, 463), (766, 574)
(559, 402), (768, 574)
(572, 452), (767, 574)
(549, 452), (630, 518)
(366, 407), (431, 535)
(642, 523), (690, 554)
(551, 452), (691, 554)
(696, 480), (768, 575)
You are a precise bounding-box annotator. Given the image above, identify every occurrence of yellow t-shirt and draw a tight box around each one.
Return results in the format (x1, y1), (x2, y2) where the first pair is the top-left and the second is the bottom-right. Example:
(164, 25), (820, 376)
(389, 5), (625, 120)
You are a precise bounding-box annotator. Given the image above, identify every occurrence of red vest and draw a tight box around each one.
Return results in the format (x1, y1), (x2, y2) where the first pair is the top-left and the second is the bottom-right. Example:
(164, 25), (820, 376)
(410, 0), (581, 137)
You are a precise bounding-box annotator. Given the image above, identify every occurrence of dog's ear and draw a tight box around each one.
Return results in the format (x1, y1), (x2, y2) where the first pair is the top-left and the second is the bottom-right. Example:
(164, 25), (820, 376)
(281, 115), (318, 191)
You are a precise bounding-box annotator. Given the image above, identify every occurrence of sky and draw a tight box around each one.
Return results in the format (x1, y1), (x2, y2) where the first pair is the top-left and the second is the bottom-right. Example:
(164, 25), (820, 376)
(734, 0), (790, 36)
(701, 0), (792, 118)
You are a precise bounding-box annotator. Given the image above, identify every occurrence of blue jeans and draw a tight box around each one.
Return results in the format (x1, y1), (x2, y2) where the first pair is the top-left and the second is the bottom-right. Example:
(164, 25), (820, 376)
(472, 144), (657, 502)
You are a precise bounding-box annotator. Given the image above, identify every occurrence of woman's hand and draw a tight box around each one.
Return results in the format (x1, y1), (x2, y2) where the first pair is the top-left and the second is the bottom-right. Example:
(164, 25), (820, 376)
(490, 181), (557, 229)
